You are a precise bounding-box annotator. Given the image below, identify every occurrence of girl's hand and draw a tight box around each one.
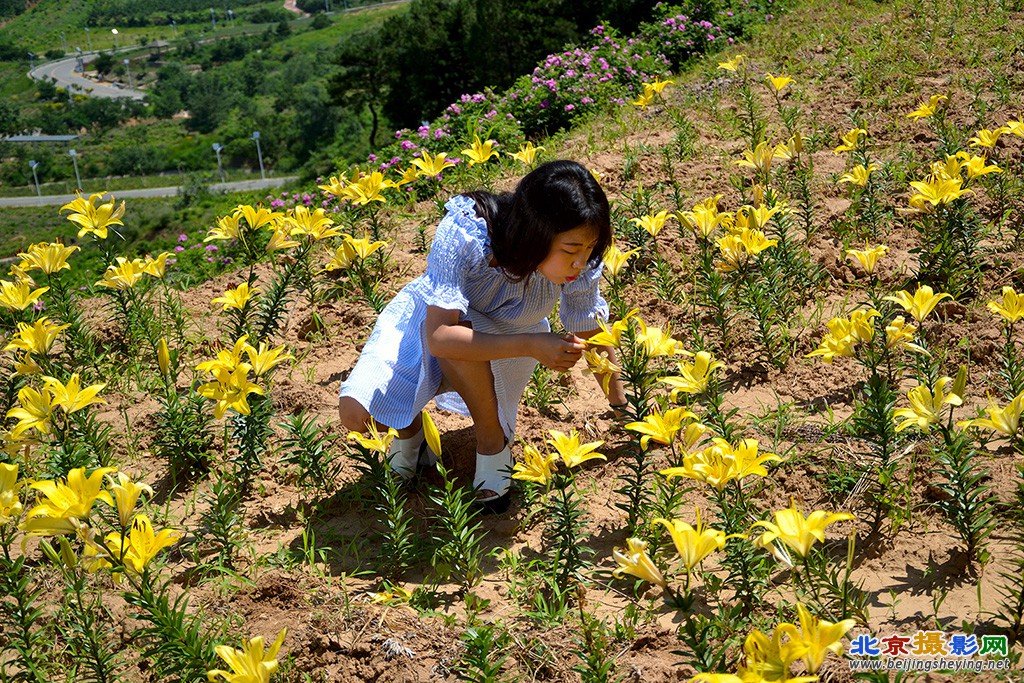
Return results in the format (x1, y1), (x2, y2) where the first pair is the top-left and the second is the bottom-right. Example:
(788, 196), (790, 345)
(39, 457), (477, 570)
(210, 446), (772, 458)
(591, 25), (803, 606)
(532, 333), (586, 372)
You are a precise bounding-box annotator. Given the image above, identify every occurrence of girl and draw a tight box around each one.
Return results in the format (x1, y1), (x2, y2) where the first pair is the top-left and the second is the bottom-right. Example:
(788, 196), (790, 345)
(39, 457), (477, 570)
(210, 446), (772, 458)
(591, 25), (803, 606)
(338, 159), (626, 511)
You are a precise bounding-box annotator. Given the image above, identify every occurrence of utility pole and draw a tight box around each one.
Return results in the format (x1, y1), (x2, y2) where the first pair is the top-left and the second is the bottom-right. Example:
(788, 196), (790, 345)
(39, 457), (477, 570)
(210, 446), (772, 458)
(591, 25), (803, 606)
(28, 160), (42, 203)
(251, 131), (265, 181)
(69, 149), (82, 191)
(212, 143), (225, 183)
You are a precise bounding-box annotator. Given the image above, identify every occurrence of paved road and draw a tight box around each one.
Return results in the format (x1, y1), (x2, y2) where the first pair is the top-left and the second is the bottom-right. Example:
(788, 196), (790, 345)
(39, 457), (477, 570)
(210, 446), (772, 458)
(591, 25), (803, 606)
(0, 176), (299, 207)
(29, 51), (148, 100)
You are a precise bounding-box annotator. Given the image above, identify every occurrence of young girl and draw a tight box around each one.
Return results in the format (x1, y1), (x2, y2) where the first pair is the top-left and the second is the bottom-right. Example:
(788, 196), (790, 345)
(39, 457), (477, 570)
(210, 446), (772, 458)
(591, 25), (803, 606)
(338, 159), (626, 511)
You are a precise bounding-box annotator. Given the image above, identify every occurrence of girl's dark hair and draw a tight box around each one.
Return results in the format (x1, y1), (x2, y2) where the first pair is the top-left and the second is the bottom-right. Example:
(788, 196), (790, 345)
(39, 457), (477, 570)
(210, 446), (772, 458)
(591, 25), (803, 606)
(464, 159), (612, 282)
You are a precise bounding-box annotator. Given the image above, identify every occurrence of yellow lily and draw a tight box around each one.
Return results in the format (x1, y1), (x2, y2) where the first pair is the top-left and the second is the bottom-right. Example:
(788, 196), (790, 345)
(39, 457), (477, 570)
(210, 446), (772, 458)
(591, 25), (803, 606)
(717, 54), (745, 71)
(987, 286), (1023, 323)
(883, 284), (951, 322)
(344, 235), (388, 260)
(6, 386), (57, 435)
(906, 94), (947, 120)
(846, 243), (887, 274)
(461, 135), (498, 166)
(654, 508), (740, 571)
(547, 429), (605, 469)
(317, 170), (359, 197)
(238, 204), (283, 231)
(581, 349), (620, 395)
(4, 317), (69, 355)
(511, 445), (557, 485)
(18, 242), (79, 275)
(346, 172), (390, 205)
(680, 422), (710, 453)
(805, 322), (856, 363)
(833, 128), (867, 154)
(0, 279), (49, 311)
(661, 351), (726, 398)
(213, 283), (260, 311)
(765, 72), (793, 93)
(602, 244), (638, 279)
(583, 310), (637, 348)
(507, 141), (544, 166)
(196, 336), (254, 375)
(286, 206), (339, 240)
(838, 163), (878, 187)
(23, 466), (116, 531)
(631, 91), (655, 109)
(774, 132), (803, 161)
(625, 407), (696, 451)
(958, 391), (1023, 438)
(893, 376), (963, 433)
(348, 419), (398, 456)
(661, 438), (780, 491)
(265, 229), (300, 252)
(96, 257), (147, 290)
(197, 366), (265, 419)
(885, 316), (928, 355)
(612, 537), (667, 587)
(105, 514), (181, 577)
(969, 127), (1008, 149)
(678, 195), (727, 239)
(244, 342), (294, 377)
(751, 502), (854, 564)
(206, 212), (244, 242)
(636, 318), (683, 357)
(411, 149), (455, 178)
(964, 155), (1001, 179)
(421, 410), (442, 458)
(59, 191), (125, 239)
(909, 175), (973, 206)
(108, 471), (153, 530)
(319, 241), (357, 272)
(733, 141), (775, 176)
(781, 603), (857, 674)
(630, 210), (672, 238)
(0, 462), (25, 525)
(42, 374), (106, 414)
(643, 76), (673, 94)
(207, 629), (287, 683)
(742, 626), (815, 683)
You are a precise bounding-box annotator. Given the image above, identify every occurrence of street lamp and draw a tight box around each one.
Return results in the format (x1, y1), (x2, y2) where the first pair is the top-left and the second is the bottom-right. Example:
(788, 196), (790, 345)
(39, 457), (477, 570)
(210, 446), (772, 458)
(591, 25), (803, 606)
(75, 47), (84, 72)
(250, 131), (265, 181)
(210, 8), (217, 29)
(170, 20), (178, 38)
(85, 26), (93, 52)
(28, 160), (42, 202)
(69, 149), (82, 191)
(227, 9), (235, 27)
(27, 52), (35, 70)
(212, 143), (225, 183)
(111, 28), (119, 50)
(60, 31), (67, 54)
(123, 58), (133, 89)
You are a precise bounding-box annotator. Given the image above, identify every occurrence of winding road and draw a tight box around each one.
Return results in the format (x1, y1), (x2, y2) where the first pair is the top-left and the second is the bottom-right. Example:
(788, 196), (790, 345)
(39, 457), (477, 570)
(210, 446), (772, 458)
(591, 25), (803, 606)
(0, 176), (299, 207)
(29, 50), (148, 100)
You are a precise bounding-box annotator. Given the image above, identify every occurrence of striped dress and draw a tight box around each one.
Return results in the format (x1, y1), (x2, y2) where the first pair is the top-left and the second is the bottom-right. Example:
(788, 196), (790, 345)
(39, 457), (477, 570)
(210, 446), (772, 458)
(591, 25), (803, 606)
(338, 195), (608, 438)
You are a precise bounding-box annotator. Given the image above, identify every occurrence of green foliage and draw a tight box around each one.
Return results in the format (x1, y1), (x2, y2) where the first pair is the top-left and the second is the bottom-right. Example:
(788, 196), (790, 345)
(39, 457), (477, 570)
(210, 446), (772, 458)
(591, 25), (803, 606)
(189, 473), (247, 569)
(453, 623), (516, 683)
(428, 464), (485, 591)
(277, 410), (342, 494)
(0, 557), (51, 683)
(930, 429), (996, 563)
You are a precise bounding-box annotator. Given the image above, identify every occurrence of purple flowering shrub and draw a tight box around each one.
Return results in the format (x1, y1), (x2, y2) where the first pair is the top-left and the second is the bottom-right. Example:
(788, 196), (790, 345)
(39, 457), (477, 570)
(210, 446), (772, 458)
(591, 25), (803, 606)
(501, 26), (670, 137)
(638, 5), (731, 70)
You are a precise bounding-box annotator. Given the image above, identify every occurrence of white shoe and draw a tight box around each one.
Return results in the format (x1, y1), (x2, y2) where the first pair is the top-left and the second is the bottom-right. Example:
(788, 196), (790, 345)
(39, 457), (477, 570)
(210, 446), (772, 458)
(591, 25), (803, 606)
(474, 443), (513, 513)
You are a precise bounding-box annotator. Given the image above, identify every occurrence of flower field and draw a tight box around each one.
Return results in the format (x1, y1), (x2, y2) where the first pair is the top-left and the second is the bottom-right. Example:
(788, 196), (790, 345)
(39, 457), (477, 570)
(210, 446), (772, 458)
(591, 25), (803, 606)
(3, 0), (1024, 681)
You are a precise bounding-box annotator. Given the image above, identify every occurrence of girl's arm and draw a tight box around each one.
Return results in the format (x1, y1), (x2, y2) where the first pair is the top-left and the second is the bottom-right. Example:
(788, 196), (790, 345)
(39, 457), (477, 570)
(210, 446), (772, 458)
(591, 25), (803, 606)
(574, 328), (627, 408)
(426, 306), (586, 372)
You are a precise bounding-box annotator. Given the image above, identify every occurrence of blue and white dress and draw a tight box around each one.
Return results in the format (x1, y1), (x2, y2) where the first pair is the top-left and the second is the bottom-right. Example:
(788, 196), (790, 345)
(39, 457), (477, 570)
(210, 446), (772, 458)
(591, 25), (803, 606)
(338, 195), (609, 439)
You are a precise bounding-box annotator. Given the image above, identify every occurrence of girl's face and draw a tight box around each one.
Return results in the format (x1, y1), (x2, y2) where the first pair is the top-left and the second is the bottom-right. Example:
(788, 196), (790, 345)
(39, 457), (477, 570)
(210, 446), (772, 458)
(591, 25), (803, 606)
(537, 225), (600, 285)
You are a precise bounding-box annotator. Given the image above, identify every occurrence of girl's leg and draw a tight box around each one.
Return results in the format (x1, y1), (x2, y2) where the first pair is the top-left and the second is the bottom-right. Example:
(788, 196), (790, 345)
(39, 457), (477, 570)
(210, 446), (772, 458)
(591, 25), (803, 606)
(434, 356), (506, 455)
